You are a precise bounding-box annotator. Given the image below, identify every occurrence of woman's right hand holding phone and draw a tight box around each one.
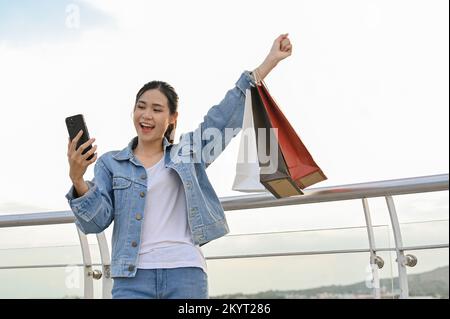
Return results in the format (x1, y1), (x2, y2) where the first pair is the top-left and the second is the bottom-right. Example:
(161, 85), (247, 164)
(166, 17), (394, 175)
(67, 130), (98, 197)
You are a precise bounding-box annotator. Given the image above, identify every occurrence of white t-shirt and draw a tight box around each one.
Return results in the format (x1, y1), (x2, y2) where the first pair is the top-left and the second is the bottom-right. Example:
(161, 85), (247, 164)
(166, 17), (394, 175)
(137, 153), (207, 273)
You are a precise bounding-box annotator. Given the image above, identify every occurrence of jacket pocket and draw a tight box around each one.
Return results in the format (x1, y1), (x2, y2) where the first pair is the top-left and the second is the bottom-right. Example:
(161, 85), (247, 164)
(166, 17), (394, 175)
(112, 176), (132, 214)
(113, 176), (132, 189)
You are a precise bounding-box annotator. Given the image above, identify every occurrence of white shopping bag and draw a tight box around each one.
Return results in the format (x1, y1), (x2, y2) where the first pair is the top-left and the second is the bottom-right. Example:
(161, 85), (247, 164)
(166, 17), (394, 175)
(232, 89), (266, 192)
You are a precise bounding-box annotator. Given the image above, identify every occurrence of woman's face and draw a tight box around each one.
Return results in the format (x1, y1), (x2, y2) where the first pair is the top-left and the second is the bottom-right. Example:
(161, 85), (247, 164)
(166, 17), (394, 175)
(133, 89), (178, 145)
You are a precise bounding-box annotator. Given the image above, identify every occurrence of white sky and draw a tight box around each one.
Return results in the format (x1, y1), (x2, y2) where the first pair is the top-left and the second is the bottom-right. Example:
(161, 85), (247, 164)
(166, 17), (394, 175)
(0, 0), (448, 296)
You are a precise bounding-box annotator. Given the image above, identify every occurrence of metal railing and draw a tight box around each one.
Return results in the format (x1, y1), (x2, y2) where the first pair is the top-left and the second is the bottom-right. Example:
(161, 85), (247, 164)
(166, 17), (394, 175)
(0, 173), (448, 299)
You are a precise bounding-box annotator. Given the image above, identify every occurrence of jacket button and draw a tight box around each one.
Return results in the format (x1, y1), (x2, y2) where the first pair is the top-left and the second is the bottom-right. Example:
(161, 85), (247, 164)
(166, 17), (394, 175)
(131, 241), (138, 247)
(186, 182), (192, 188)
(135, 213), (142, 220)
(140, 191), (145, 198)
(128, 265), (135, 272)
(140, 174), (147, 180)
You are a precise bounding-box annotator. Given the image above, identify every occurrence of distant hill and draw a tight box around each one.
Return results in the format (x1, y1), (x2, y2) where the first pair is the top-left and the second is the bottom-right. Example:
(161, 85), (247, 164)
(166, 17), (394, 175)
(407, 265), (448, 298)
(213, 265), (449, 299)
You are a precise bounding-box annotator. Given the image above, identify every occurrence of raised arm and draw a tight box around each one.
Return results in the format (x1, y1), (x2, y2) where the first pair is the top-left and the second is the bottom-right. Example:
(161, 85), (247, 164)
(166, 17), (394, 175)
(174, 34), (293, 168)
(252, 33), (293, 83)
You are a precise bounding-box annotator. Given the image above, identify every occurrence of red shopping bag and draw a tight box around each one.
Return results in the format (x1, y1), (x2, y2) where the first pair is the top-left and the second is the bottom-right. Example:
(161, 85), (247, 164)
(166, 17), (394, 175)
(251, 86), (304, 198)
(256, 82), (327, 189)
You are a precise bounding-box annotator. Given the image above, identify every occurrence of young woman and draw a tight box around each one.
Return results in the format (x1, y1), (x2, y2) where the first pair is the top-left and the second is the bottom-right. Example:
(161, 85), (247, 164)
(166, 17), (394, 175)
(66, 34), (292, 299)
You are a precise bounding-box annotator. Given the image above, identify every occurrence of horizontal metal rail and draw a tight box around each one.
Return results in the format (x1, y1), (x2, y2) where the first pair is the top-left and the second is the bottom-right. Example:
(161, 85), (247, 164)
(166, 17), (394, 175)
(0, 174), (448, 228)
(220, 173), (449, 211)
(0, 263), (103, 270)
(1, 243), (447, 268)
(204, 244), (450, 260)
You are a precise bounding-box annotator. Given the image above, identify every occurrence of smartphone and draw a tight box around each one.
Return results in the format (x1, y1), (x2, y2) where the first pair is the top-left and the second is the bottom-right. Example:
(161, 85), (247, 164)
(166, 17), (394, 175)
(65, 114), (95, 160)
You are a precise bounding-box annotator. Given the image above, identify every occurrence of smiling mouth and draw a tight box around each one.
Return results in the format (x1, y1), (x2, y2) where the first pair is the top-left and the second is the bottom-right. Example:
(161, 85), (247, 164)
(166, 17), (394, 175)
(140, 123), (155, 133)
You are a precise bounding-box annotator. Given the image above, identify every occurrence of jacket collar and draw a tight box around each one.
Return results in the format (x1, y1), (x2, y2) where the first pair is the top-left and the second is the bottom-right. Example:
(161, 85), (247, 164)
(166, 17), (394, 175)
(113, 136), (172, 163)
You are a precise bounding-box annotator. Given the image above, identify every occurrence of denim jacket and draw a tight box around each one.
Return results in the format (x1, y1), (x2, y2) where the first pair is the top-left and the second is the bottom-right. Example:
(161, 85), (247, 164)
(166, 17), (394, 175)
(65, 71), (256, 277)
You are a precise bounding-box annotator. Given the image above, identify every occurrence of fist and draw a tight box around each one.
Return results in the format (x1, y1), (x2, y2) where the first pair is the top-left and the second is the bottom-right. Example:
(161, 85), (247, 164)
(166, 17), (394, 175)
(281, 38), (290, 50)
(266, 33), (293, 64)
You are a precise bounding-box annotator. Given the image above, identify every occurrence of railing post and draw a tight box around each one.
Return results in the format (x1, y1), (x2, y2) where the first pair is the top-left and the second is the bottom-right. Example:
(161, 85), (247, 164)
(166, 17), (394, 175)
(76, 227), (94, 299)
(362, 198), (382, 299)
(96, 232), (112, 299)
(385, 196), (409, 298)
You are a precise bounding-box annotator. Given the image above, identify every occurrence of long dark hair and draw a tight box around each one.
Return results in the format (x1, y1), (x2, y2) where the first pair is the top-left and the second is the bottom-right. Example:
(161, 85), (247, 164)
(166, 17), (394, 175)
(134, 81), (179, 144)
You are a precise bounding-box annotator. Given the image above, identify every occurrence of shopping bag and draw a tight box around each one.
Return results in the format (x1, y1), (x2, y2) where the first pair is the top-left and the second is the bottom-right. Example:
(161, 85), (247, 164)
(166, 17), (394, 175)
(250, 85), (304, 198)
(232, 89), (266, 192)
(256, 82), (327, 189)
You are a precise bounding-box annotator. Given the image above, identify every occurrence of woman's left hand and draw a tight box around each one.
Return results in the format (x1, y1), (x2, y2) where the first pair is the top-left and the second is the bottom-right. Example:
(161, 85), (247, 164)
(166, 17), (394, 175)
(254, 34), (293, 82)
(265, 33), (292, 65)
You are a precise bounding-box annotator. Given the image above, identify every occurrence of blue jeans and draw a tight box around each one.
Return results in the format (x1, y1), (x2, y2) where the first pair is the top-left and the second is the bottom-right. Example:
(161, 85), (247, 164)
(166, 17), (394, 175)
(111, 267), (208, 299)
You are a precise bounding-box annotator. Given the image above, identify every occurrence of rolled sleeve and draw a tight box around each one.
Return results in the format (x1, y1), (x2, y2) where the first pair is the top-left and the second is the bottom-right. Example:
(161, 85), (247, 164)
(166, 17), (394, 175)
(235, 70), (257, 95)
(65, 181), (101, 222)
(65, 157), (114, 233)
